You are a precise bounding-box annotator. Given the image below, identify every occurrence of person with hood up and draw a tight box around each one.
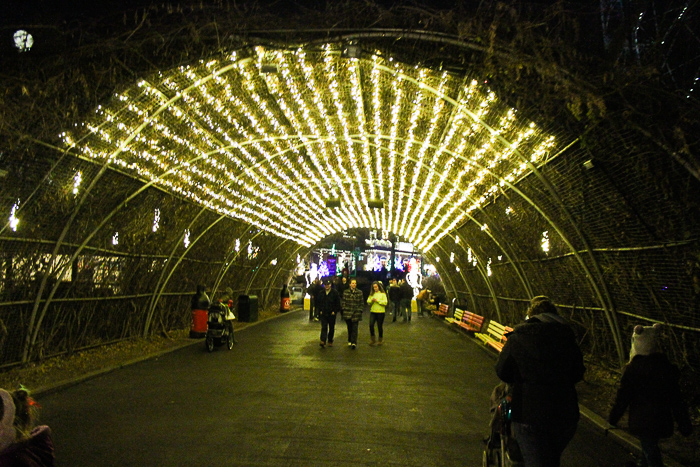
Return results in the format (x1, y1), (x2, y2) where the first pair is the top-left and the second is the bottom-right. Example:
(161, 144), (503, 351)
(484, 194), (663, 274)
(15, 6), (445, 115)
(495, 296), (585, 467)
(608, 324), (692, 467)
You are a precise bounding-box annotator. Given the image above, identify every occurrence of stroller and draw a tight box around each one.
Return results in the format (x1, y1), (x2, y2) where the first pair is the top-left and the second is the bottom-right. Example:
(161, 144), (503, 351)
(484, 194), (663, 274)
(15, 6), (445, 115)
(205, 301), (235, 352)
(483, 383), (523, 467)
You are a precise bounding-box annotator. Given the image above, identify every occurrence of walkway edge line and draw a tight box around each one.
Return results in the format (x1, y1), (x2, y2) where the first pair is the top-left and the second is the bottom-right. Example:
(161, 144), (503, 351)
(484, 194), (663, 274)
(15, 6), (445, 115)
(32, 309), (300, 397)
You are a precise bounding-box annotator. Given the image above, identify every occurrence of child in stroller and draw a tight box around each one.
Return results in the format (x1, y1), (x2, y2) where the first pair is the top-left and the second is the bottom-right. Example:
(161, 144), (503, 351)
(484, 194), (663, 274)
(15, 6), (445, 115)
(483, 382), (523, 467)
(205, 300), (235, 352)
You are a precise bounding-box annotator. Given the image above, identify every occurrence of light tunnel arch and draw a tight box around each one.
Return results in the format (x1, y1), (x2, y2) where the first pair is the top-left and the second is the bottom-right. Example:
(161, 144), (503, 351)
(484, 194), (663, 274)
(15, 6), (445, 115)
(31, 40), (624, 364)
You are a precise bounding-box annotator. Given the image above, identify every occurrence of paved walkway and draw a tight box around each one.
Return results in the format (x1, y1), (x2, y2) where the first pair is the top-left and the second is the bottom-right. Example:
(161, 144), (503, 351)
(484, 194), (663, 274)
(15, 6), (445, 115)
(38, 309), (640, 466)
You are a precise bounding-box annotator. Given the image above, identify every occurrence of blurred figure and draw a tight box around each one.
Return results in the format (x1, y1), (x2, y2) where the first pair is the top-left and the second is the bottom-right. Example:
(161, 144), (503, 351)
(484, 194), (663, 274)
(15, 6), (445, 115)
(388, 278), (401, 322)
(0, 387), (55, 466)
(608, 324), (692, 467)
(398, 278), (413, 322)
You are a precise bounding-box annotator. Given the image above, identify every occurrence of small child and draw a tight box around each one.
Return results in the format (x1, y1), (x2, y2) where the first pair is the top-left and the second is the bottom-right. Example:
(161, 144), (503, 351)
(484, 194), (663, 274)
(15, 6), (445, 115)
(0, 387), (55, 466)
(608, 324), (692, 467)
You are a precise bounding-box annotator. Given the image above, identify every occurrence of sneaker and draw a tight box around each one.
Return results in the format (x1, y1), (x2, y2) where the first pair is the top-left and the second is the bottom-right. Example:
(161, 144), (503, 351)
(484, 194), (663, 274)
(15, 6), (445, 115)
(319, 341), (325, 347)
(351, 343), (356, 349)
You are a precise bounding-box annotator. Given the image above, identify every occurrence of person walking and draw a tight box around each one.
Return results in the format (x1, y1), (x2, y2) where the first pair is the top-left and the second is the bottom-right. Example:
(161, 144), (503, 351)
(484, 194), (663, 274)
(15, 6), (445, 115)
(307, 278), (322, 321)
(341, 278), (364, 349)
(367, 281), (388, 346)
(495, 296), (585, 467)
(399, 278), (413, 322)
(315, 278), (340, 347)
(388, 278), (401, 322)
(415, 288), (429, 317)
(608, 324), (692, 467)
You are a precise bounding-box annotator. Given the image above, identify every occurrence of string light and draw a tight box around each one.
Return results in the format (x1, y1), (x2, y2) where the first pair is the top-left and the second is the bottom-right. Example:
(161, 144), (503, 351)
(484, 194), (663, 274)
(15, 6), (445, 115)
(9, 200), (20, 232)
(152, 208), (160, 232)
(112, 232), (119, 245)
(541, 231), (550, 253)
(184, 229), (191, 248)
(72, 171), (82, 195)
(62, 44), (559, 251)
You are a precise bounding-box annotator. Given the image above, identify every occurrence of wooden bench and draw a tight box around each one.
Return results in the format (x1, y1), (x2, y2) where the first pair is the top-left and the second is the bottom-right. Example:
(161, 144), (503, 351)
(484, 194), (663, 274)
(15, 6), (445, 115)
(444, 307), (463, 324)
(475, 320), (513, 352)
(434, 303), (449, 316)
(458, 311), (484, 333)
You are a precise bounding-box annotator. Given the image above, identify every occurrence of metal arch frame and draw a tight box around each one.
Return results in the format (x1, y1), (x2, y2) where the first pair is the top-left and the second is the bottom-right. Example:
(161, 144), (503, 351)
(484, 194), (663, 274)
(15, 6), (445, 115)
(243, 238), (292, 295)
(26, 41), (623, 364)
(428, 244), (477, 314)
(264, 244), (308, 308)
(210, 225), (254, 295)
(143, 211), (228, 336)
(435, 237), (503, 322)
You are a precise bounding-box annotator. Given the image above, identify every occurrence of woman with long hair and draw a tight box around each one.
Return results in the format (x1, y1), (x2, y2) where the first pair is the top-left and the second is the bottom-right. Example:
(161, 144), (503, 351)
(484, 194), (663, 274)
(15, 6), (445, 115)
(367, 281), (388, 346)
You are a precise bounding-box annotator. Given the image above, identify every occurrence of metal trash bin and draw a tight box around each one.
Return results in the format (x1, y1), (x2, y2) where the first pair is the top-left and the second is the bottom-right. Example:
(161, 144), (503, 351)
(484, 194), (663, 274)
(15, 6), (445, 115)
(237, 294), (258, 322)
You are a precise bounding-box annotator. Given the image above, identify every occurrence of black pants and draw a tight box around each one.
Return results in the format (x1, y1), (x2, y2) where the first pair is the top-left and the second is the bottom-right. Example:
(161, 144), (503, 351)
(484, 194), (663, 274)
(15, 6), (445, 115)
(369, 312), (385, 338)
(309, 297), (317, 320)
(345, 319), (359, 344)
(320, 314), (335, 343)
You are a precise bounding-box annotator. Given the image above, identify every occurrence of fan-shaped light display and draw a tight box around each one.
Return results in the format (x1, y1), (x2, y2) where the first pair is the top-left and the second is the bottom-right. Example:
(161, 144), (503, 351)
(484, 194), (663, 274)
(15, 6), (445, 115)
(63, 44), (558, 251)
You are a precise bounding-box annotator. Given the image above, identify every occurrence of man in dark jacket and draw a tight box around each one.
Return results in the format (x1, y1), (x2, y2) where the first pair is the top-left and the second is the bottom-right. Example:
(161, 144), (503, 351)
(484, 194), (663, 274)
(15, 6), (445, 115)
(341, 278), (364, 349)
(495, 296), (585, 467)
(315, 278), (341, 347)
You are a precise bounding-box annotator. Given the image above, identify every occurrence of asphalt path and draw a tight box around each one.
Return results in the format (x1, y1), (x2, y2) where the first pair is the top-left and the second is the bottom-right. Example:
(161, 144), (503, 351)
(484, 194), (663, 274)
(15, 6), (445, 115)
(37, 309), (639, 466)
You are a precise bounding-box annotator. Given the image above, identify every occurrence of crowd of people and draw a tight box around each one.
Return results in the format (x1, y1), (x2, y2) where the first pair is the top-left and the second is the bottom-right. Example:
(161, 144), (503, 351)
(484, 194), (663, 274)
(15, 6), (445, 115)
(305, 274), (436, 348)
(1, 289), (692, 467)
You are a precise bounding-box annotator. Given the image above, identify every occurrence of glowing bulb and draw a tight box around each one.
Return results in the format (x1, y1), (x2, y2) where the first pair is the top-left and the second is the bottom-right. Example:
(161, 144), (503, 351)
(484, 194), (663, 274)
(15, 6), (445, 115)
(235, 238), (240, 252)
(541, 231), (549, 253)
(73, 171), (82, 195)
(9, 200), (20, 232)
(112, 232), (119, 245)
(152, 208), (160, 232)
(184, 229), (191, 248)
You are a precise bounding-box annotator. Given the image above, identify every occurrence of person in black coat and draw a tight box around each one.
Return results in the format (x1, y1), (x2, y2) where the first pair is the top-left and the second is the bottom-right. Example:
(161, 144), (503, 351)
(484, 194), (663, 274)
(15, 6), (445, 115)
(398, 278), (414, 322)
(608, 324), (692, 467)
(387, 278), (401, 322)
(315, 278), (341, 347)
(307, 279), (322, 321)
(495, 296), (585, 467)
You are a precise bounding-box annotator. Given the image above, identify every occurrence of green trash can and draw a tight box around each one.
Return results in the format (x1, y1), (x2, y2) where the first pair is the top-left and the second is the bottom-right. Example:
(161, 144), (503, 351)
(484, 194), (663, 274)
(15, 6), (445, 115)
(237, 295), (258, 322)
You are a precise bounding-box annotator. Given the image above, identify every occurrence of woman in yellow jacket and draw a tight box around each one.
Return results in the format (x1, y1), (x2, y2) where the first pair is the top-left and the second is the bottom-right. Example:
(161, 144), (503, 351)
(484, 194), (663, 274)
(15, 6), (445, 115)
(367, 281), (388, 345)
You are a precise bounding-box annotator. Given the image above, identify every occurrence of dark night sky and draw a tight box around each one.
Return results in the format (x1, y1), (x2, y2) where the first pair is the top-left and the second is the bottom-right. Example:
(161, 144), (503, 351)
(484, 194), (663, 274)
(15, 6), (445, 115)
(1, 0), (460, 26)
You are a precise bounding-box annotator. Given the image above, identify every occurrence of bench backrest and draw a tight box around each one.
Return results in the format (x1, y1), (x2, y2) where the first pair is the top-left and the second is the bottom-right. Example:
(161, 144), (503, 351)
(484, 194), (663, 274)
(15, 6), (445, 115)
(453, 308), (464, 321)
(463, 311), (484, 327)
(486, 320), (507, 340)
(439, 303), (449, 314)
